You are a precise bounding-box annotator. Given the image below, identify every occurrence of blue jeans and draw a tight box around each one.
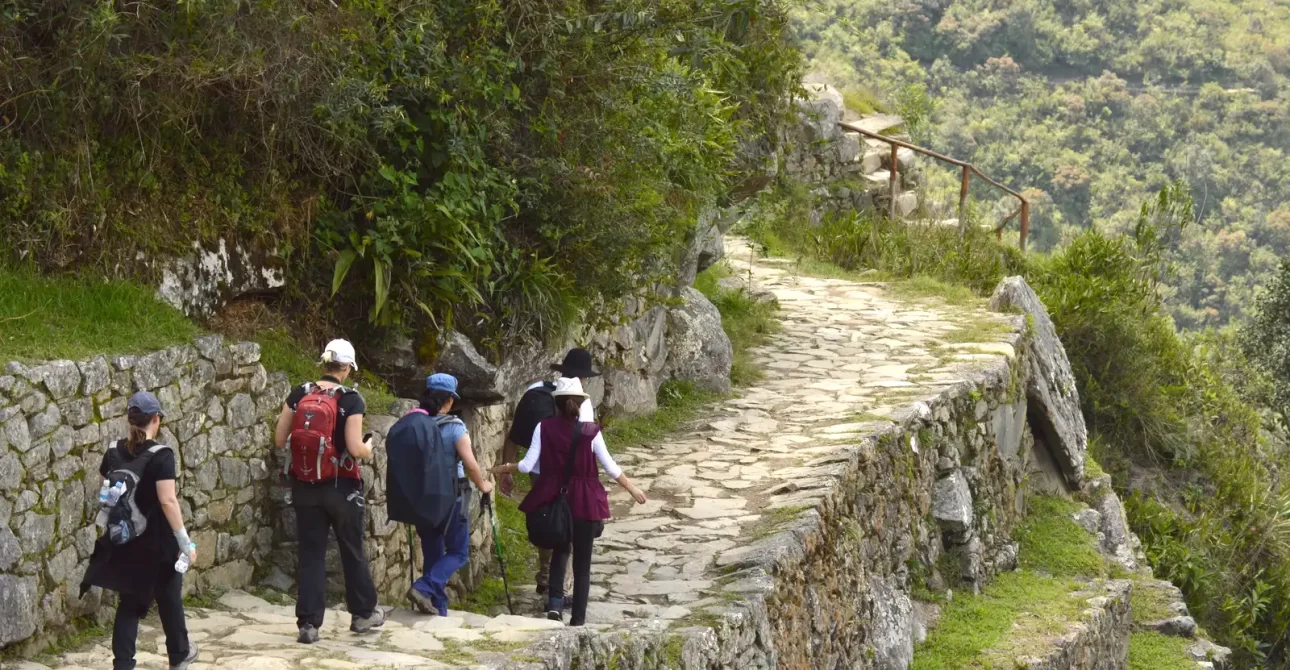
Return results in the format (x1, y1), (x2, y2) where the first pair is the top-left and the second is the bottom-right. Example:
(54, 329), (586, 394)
(413, 491), (470, 616)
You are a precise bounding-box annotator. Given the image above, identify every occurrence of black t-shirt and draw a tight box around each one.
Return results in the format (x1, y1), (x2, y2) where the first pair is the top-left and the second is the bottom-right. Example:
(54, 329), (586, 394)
(285, 382), (366, 456)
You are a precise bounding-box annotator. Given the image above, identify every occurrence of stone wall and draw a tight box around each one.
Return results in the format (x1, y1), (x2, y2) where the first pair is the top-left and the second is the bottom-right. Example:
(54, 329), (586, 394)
(0, 337), (506, 651)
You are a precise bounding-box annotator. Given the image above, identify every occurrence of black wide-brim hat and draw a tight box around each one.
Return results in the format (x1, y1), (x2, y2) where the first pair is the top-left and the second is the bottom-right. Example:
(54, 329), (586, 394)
(551, 348), (600, 378)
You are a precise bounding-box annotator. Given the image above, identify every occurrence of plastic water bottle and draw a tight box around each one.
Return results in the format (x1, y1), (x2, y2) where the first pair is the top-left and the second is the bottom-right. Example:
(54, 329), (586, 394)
(97, 480), (111, 506)
(106, 481), (126, 506)
(175, 543), (196, 573)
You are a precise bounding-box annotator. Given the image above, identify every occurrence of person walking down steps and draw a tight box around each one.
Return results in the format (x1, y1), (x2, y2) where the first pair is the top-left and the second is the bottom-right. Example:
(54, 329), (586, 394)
(80, 392), (200, 670)
(273, 339), (386, 644)
(498, 348), (599, 600)
(492, 377), (648, 626)
(386, 373), (494, 617)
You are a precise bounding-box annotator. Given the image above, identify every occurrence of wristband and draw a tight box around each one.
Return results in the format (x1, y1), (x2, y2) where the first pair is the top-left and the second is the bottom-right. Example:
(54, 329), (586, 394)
(174, 528), (191, 549)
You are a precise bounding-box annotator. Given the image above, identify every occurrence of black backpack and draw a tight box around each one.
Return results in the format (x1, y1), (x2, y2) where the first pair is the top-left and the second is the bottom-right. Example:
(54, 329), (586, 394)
(102, 442), (172, 545)
(507, 381), (557, 446)
(386, 409), (464, 533)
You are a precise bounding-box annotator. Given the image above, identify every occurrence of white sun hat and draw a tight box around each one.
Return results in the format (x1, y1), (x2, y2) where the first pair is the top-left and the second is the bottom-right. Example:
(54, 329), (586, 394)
(550, 377), (589, 399)
(321, 339), (359, 371)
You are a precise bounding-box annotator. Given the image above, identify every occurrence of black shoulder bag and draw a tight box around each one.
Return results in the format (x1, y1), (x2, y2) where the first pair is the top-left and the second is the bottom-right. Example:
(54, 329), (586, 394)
(525, 422), (582, 550)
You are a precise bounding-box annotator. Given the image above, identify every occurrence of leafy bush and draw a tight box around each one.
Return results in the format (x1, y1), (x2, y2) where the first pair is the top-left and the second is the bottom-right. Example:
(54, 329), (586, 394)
(1243, 259), (1290, 426)
(0, 0), (801, 350)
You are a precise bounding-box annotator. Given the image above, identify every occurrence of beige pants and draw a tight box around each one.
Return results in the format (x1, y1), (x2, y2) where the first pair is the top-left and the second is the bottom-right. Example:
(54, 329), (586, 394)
(536, 547), (573, 593)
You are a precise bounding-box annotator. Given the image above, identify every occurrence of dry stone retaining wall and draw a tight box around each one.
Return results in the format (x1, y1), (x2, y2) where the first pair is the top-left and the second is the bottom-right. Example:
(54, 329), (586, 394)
(0, 337), (503, 652)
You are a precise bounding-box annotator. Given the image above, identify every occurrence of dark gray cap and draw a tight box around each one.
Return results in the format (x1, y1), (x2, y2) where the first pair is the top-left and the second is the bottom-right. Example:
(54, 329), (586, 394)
(127, 391), (167, 418)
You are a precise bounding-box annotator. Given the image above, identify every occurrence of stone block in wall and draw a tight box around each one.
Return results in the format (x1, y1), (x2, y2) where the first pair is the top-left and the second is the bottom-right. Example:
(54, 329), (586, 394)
(989, 277), (1087, 488)
(664, 287), (733, 395)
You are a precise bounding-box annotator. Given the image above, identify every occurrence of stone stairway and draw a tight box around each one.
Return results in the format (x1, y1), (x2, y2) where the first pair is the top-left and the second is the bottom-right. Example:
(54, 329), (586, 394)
(19, 236), (1035, 669)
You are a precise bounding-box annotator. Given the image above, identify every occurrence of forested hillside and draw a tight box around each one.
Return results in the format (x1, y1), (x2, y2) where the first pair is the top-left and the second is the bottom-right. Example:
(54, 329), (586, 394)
(794, 0), (1290, 328)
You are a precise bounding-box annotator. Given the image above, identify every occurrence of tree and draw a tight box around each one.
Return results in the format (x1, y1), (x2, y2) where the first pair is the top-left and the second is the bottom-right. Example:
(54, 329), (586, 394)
(1243, 258), (1290, 423)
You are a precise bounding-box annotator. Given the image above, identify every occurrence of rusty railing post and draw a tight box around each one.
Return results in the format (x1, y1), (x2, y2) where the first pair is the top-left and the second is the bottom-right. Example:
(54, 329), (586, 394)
(958, 165), (971, 237)
(1019, 199), (1030, 252)
(889, 144), (899, 220)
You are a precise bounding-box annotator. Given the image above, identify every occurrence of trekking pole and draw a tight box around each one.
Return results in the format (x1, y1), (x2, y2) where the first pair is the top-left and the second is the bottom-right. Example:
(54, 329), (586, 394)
(482, 493), (515, 615)
(407, 525), (416, 586)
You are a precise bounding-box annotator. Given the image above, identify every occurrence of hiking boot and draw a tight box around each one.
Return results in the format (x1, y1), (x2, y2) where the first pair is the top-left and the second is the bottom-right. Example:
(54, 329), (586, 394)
(536, 584), (547, 596)
(297, 624), (319, 644)
(546, 609), (563, 623)
(406, 587), (436, 615)
(350, 606), (387, 634)
(170, 642), (199, 670)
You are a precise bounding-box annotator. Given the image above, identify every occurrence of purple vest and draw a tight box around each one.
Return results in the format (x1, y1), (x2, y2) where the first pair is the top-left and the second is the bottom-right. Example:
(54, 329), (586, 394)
(518, 418), (611, 521)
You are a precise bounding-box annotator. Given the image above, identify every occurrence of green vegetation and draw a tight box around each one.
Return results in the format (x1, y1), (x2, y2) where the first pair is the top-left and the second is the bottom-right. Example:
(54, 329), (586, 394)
(455, 477), (536, 615)
(0, 268), (199, 362)
(1129, 632), (1200, 670)
(912, 495), (1108, 669)
(1242, 258), (1290, 425)
(1, 0), (801, 353)
(695, 263), (781, 385)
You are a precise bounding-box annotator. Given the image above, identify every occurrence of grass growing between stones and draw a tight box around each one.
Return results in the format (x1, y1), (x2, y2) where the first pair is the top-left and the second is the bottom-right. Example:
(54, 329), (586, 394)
(0, 267), (201, 362)
(601, 380), (722, 454)
(912, 496), (1113, 669)
(455, 475), (538, 616)
(695, 262), (781, 387)
(1128, 632), (1197, 670)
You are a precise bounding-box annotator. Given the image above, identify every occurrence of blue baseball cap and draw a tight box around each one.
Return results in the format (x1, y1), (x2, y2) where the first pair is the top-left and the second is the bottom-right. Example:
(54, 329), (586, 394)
(127, 391), (167, 418)
(426, 373), (460, 399)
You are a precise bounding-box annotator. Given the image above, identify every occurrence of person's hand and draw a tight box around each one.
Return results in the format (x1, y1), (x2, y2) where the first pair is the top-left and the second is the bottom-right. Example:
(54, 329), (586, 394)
(478, 480), (494, 495)
(187, 545), (198, 565)
(630, 488), (647, 505)
(498, 472), (514, 495)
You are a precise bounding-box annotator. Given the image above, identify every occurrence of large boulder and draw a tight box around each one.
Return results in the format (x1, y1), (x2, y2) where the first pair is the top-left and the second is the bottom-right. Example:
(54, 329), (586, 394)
(868, 577), (914, 669)
(156, 238), (285, 318)
(435, 331), (555, 404)
(664, 287), (732, 394)
(0, 575), (38, 646)
(989, 276), (1087, 488)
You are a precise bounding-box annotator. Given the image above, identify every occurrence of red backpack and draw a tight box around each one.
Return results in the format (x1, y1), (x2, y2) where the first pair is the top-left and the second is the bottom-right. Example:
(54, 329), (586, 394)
(288, 384), (360, 483)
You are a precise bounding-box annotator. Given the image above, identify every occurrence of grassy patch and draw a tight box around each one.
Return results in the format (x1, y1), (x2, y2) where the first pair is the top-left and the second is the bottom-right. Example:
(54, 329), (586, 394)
(937, 319), (1016, 345)
(0, 267), (200, 362)
(841, 87), (888, 116)
(695, 263), (781, 386)
(1015, 496), (1108, 578)
(183, 588), (224, 610)
(255, 327), (400, 412)
(601, 380), (721, 454)
(885, 276), (983, 308)
(27, 619), (109, 664)
(431, 639), (477, 666)
(911, 571), (1087, 669)
(1128, 632), (1199, 670)
(746, 504), (813, 540)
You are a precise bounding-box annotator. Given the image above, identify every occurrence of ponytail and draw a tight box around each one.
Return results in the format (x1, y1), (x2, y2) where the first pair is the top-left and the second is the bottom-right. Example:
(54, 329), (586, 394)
(125, 408), (155, 456)
(558, 396), (582, 420)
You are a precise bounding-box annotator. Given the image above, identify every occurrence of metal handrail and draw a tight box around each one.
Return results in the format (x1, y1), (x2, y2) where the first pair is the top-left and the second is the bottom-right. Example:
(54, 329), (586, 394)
(838, 120), (1031, 252)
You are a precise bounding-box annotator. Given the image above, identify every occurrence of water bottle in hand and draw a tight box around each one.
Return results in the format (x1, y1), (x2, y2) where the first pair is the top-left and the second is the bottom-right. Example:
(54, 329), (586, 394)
(175, 543), (196, 573)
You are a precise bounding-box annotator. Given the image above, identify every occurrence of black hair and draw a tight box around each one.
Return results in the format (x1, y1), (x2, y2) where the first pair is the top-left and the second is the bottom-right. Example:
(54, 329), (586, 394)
(420, 388), (455, 413)
(125, 407), (157, 456)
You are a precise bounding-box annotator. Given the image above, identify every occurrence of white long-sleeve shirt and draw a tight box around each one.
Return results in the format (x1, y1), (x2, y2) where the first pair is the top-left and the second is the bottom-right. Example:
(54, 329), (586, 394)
(518, 422), (622, 480)
(520, 381), (594, 474)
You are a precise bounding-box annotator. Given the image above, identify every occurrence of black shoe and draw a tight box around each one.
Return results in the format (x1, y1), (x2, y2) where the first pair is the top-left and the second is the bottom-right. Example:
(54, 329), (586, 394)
(297, 625), (319, 644)
(407, 587), (436, 615)
(536, 584), (548, 596)
(170, 642), (199, 670)
(546, 609), (563, 623)
(350, 606), (387, 634)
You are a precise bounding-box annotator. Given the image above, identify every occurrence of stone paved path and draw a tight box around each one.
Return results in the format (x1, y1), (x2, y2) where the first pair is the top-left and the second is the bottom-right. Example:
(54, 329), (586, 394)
(21, 237), (1018, 670)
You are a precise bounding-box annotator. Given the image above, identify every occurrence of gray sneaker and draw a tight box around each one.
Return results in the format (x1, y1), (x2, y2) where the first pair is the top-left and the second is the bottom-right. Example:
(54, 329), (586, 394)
(406, 587), (436, 615)
(170, 642), (199, 670)
(297, 624), (319, 644)
(350, 606), (387, 634)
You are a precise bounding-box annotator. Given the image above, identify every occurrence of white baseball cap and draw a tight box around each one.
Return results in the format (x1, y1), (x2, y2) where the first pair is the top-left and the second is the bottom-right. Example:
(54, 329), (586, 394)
(321, 339), (359, 371)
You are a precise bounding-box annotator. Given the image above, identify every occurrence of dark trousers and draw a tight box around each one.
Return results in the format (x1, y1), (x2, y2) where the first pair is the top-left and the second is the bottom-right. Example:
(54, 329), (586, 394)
(414, 489), (471, 615)
(113, 569), (189, 670)
(547, 519), (603, 626)
(294, 482), (379, 628)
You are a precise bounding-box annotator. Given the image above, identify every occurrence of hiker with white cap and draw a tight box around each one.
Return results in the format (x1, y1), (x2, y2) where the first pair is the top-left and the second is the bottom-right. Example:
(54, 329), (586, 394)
(499, 348), (599, 599)
(492, 377), (648, 626)
(273, 339), (386, 644)
(79, 391), (199, 670)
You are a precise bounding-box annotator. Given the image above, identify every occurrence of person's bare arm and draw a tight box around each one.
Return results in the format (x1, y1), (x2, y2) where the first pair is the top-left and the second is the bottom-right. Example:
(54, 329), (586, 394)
(456, 434), (493, 494)
(614, 474), (647, 504)
(498, 438), (520, 494)
(273, 404), (293, 448)
(156, 479), (196, 562)
(345, 414), (373, 459)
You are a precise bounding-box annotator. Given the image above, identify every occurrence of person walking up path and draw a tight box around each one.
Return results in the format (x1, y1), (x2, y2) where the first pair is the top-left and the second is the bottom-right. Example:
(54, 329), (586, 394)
(493, 377), (648, 626)
(273, 339), (385, 644)
(388, 373), (494, 617)
(498, 348), (599, 600)
(80, 391), (199, 670)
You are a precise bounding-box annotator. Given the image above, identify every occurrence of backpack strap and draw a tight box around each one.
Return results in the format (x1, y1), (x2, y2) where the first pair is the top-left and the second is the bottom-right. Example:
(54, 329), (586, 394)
(146, 444), (173, 455)
(406, 408), (430, 416)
